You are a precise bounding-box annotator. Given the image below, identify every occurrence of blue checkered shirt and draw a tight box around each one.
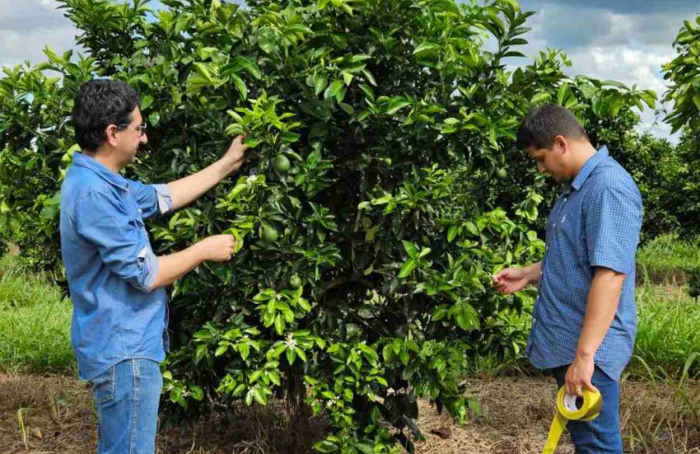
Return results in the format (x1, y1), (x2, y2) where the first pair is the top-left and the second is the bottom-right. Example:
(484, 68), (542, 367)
(526, 146), (642, 381)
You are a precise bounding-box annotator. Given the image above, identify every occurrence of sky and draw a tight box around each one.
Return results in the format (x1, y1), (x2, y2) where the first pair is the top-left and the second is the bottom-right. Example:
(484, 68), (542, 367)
(1, 0), (697, 142)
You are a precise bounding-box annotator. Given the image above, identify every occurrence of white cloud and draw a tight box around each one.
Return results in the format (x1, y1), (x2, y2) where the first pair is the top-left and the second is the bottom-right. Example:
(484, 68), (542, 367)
(502, 1), (693, 142)
(0, 26), (77, 69)
(0, 0), (78, 69)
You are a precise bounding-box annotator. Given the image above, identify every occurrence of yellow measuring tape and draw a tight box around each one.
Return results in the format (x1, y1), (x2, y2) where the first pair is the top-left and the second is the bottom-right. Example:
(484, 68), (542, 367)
(542, 386), (603, 454)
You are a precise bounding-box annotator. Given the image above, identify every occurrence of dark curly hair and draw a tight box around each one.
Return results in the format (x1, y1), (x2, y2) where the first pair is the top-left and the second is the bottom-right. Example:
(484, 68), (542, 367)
(72, 79), (139, 152)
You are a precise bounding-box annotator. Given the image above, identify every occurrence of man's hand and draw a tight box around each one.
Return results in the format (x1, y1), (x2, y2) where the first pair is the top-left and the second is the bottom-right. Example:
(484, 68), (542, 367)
(492, 267), (533, 294)
(152, 234), (238, 289)
(565, 355), (599, 397)
(198, 234), (237, 262)
(223, 135), (249, 172)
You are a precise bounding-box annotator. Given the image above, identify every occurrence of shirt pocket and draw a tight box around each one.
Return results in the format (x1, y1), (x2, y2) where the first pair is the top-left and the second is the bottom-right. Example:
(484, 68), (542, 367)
(89, 365), (115, 405)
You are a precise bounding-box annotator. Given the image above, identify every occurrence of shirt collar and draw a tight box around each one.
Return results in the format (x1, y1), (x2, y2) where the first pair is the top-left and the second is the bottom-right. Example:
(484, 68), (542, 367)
(72, 152), (129, 191)
(570, 146), (609, 192)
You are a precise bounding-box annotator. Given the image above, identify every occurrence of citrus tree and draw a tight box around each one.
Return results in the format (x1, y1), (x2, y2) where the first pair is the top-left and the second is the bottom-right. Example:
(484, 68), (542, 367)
(662, 13), (700, 238)
(0, 0), (654, 452)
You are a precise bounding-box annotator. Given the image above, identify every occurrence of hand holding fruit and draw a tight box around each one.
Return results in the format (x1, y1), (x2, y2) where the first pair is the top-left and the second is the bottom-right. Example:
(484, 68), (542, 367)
(223, 135), (249, 172)
(198, 234), (238, 262)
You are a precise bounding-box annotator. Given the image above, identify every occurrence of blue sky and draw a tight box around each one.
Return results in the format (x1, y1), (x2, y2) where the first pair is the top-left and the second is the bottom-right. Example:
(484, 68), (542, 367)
(1, 0), (697, 141)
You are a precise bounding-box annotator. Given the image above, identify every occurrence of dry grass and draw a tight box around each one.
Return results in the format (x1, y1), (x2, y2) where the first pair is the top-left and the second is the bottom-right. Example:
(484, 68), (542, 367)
(1, 374), (698, 454)
(414, 378), (700, 454)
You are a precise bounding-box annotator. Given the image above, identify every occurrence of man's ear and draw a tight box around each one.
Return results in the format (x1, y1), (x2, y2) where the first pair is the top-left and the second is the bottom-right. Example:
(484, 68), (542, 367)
(105, 125), (119, 148)
(553, 135), (569, 155)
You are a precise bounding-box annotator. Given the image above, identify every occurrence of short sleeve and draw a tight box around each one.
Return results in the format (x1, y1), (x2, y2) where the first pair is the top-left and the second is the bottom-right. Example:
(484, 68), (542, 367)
(128, 180), (173, 219)
(585, 185), (642, 275)
(75, 190), (159, 292)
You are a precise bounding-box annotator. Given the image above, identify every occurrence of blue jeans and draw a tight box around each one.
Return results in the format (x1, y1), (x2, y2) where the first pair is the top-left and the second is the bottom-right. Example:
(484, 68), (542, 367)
(88, 359), (162, 454)
(553, 365), (623, 454)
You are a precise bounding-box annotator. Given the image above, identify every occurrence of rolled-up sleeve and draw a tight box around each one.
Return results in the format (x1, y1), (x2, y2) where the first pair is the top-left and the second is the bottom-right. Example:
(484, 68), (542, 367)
(75, 191), (159, 292)
(585, 185), (642, 275)
(129, 180), (173, 219)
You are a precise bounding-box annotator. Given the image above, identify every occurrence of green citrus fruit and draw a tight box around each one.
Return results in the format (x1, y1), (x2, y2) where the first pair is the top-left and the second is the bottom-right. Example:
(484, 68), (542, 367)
(261, 225), (279, 243)
(496, 168), (507, 179)
(273, 155), (290, 173)
(289, 275), (302, 288)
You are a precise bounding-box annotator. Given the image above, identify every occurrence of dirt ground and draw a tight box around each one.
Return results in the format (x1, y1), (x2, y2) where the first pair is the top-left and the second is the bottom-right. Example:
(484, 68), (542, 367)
(1, 373), (698, 454)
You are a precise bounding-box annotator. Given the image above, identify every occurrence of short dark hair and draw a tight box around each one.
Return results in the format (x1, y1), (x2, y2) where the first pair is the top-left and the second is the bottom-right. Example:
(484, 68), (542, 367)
(72, 79), (139, 152)
(516, 104), (590, 150)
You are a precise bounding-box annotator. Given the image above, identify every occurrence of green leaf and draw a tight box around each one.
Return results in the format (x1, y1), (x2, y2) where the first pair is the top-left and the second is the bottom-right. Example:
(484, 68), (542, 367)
(253, 387), (267, 405)
(194, 63), (215, 83)
(286, 346), (297, 365)
(329, 80), (344, 99)
(413, 42), (441, 57)
(231, 74), (247, 100)
(274, 314), (285, 335)
(455, 303), (480, 331)
(239, 342), (250, 360)
(600, 79), (629, 89)
(639, 90), (656, 109)
(269, 371), (281, 386)
(237, 56), (262, 79)
(362, 69), (377, 86)
(140, 94), (154, 111)
(313, 440), (339, 453)
(355, 443), (374, 454)
(259, 29), (278, 53)
(281, 131), (301, 143)
(358, 84), (374, 101)
(215, 345), (228, 356)
(398, 259), (418, 278)
(447, 225), (459, 242)
(190, 385), (204, 401)
(386, 97), (411, 115)
(557, 84), (569, 106)
(402, 240), (418, 259)
(314, 73), (328, 96)
(382, 344), (394, 361)
(693, 93), (700, 111)
(531, 92), (551, 104)
(225, 123), (245, 136)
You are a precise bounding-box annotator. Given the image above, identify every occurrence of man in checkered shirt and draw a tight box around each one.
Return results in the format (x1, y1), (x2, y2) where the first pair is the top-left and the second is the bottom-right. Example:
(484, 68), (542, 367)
(493, 105), (642, 454)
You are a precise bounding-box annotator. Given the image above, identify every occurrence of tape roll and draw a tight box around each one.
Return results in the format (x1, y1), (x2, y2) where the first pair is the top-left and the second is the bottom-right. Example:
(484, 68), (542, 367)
(541, 386), (603, 454)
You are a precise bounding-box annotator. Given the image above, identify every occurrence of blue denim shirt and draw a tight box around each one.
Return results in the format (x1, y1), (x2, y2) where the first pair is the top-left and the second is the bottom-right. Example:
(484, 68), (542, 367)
(60, 152), (173, 381)
(526, 147), (642, 381)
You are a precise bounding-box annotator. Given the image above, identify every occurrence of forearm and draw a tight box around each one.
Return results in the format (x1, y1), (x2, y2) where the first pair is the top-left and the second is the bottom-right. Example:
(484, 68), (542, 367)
(166, 157), (238, 210)
(576, 268), (625, 359)
(151, 243), (208, 289)
(525, 261), (542, 285)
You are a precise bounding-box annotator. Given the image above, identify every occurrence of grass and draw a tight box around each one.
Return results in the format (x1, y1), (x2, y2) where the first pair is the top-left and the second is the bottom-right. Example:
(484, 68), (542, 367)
(629, 284), (700, 379)
(636, 233), (700, 284)
(0, 255), (75, 374)
(0, 236), (699, 380)
(468, 274), (700, 380)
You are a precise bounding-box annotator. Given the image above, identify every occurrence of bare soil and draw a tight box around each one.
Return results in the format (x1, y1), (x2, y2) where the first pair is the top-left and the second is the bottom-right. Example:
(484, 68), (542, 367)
(1, 373), (698, 454)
